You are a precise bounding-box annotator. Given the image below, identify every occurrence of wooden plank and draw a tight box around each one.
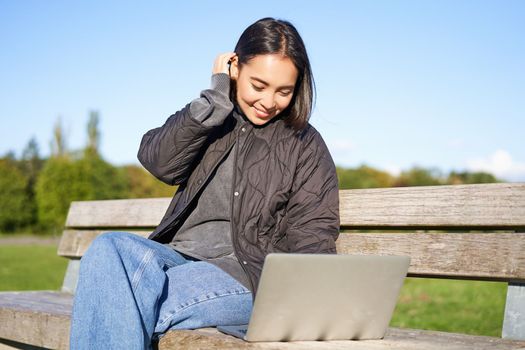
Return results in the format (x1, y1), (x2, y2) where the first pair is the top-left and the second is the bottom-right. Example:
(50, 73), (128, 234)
(57, 229), (150, 257)
(65, 198), (171, 228)
(0, 291), (72, 350)
(340, 183), (525, 229)
(336, 232), (525, 281)
(158, 327), (525, 350)
(58, 230), (525, 282)
(1, 292), (524, 350)
(64, 184), (525, 229)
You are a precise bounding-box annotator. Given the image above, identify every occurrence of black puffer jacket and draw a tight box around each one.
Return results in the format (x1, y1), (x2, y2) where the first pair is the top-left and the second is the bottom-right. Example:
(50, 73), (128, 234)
(138, 79), (340, 296)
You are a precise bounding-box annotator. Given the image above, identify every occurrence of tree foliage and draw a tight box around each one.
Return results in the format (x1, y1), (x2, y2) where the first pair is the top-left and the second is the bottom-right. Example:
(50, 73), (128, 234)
(121, 165), (177, 198)
(395, 166), (444, 187)
(34, 114), (128, 231)
(447, 171), (498, 185)
(336, 164), (500, 190)
(2, 110), (503, 234)
(35, 153), (128, 230)
(337, 165), (395, 189)
(35, 156), (77, 229)
(50, 117), (67, 157)
(85, 110), (101, 157)
(19, 137), (44, 226)
(0, 158), (33, 231)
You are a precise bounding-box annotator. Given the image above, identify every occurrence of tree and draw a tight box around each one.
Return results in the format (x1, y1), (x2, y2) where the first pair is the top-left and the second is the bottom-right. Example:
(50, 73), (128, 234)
(77, 152), (128, 200)
(21, 137), (44, 178)
(2, 150), (16, 162)
(18, 137), (43, 227)
(0, 159), (33, 232)
(121, 165), (177, 198)
(447, 171), (498, 185)
(50, 116), (67, 158)
(85, 110), (101, 157)
(35, 157), (79, 229)
(337, 165), (395, 189)
(394, 166), (443, 187)
(35, 113), (128, 230)
(35, 152), (130, 230)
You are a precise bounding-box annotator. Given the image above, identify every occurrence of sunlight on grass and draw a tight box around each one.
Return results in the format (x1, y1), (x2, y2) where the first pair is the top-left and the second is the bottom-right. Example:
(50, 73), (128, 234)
(0, 245), (68, 291)
(391, 277), (507, 337)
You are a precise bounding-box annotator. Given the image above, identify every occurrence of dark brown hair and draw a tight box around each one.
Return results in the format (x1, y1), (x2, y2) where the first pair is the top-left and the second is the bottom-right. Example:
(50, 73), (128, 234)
(231, 17), (316, 131)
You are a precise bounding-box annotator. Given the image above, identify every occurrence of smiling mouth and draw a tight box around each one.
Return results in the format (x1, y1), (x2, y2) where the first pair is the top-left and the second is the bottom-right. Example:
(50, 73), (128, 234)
(253, 106), (272, 118)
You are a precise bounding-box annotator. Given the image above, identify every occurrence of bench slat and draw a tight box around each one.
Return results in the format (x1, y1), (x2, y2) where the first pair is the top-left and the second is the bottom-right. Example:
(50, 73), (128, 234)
(337, 232), (525, 281)
(64, 184), (525, 229)
(0, 291), (72, 350)
(59, 230), (525, 282)
(1, 291), (524, 350)
(340, 183), (525, 229)
(57, 229), (150, 258)
(65, 198), (171, 228)
(158, 327), (525, 350)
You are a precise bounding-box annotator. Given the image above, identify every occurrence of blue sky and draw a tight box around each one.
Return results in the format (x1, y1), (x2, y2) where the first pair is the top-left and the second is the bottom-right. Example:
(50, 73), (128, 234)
(1, 1), (524, 181)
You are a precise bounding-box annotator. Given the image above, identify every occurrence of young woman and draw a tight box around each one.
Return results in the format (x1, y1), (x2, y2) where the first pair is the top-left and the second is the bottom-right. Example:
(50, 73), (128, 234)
(70, 17), (339, 350)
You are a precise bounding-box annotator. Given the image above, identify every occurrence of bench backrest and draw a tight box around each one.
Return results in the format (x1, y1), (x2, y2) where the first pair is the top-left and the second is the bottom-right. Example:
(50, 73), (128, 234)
(58, 183), (525, 282)
(57, 182), (525, 339)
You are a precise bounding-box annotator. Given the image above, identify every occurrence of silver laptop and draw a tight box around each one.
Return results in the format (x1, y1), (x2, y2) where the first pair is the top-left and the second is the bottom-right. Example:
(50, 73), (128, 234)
(217, 253), (410, 342)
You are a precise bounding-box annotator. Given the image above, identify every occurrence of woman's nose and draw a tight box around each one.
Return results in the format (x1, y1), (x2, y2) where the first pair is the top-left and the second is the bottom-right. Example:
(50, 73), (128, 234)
(260, 93), (276, 111)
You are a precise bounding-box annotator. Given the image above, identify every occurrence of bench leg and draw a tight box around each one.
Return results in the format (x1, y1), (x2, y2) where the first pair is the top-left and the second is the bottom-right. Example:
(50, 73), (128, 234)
(502, 281), (525, 340)
(61, 259), (80, 294)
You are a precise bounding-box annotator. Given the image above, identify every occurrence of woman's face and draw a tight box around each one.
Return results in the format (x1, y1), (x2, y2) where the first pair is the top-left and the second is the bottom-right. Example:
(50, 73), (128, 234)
(230, 54), (299, 126)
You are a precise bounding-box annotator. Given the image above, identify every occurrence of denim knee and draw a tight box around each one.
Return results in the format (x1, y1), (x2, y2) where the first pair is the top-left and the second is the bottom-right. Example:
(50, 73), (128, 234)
(86, 231), (133, 253)
(94, 231), (133, 246)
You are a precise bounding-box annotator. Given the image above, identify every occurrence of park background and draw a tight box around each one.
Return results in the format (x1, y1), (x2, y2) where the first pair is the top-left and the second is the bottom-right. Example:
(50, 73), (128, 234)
(1, 0), (524, 338)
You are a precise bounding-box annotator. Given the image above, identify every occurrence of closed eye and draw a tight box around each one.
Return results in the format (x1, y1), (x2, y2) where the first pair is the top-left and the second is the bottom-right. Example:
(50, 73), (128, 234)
(252, 83), (292, 96)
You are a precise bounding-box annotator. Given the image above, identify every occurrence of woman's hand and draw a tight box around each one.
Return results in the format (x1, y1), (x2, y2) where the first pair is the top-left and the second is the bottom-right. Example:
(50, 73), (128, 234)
(213, 52), (237, 75)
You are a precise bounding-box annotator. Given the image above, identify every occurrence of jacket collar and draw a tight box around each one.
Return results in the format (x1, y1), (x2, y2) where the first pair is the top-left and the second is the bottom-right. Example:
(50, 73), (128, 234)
(232, 102), (248, 125)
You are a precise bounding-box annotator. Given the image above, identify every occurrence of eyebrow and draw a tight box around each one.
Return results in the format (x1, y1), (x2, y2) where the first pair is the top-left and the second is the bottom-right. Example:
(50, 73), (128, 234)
(250, 77), (295, 90)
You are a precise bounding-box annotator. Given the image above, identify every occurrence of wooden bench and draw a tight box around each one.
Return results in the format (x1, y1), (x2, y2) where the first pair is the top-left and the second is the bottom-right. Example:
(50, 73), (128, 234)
(1, 183), (525, 349)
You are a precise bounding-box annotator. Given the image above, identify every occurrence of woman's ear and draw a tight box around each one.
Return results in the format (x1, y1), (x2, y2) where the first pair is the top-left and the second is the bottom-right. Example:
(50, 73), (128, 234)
(229, 57), (239, 80)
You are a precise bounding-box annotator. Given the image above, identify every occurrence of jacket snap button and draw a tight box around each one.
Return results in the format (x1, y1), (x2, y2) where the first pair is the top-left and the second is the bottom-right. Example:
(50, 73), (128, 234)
(234, 191), (239, 196)
(241, 127), (246, 132)
(242, 261), (248, 265)
(197, 179), (203, 185)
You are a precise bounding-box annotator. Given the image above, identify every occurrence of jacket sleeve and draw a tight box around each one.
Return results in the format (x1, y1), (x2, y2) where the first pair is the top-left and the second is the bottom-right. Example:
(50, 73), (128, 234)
(137, 73), (233, 185)
(285, 129), (340, 253)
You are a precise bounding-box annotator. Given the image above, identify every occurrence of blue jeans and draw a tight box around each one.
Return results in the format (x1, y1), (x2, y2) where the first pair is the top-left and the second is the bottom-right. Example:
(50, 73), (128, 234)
(69, 231), (253, 350)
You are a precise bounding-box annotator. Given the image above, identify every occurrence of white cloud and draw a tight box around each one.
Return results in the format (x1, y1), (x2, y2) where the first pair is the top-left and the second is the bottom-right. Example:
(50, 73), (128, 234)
(466, 150), (525, 181)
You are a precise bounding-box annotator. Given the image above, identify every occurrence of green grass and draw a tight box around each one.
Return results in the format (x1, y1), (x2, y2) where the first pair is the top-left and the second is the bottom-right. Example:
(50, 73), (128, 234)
(0, 245), (508, 337)
(0, 245), (68, 291)
(391, 277), (507, 337)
